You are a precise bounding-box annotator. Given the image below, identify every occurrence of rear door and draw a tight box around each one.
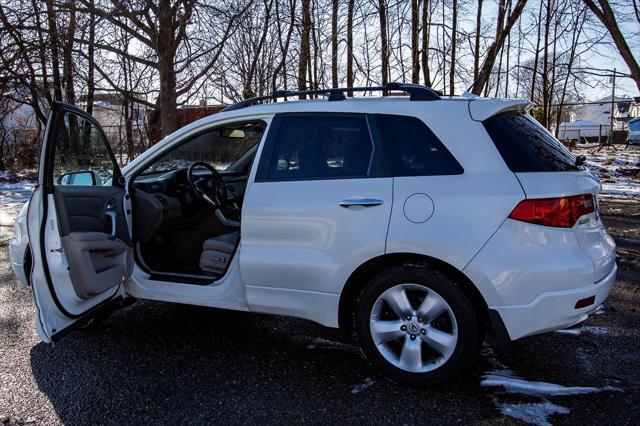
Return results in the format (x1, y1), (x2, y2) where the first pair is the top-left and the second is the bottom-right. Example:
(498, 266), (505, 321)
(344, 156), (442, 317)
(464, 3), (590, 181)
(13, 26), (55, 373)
(27, 102), (133, 342)
(240, 113), (392, 324)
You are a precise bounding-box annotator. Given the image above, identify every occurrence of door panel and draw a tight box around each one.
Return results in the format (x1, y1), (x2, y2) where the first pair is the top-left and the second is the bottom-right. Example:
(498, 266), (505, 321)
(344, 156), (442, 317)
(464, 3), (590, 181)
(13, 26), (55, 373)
(54, 185), (133, 299)
(241, 178), (393, 294)
(53, 185), (131, 243)
(28, 101), (130, 342)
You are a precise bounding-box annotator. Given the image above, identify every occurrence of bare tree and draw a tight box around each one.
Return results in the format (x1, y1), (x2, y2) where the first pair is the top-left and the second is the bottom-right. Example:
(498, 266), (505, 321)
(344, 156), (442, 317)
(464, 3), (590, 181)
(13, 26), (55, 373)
(421, 0), (431, 86)
(450, 0), (458, 95)
(473, 0), (484, 81)
(471, 0), (528, 95)
(347, 0), (355, 93)
(411, 0), (420, 84)
(331, 0), (339, 88)
(298, 0), (311, 96)
(73, 0), (248, 137)
(379, 0), (389, 87)
(582, 0), (640, 91)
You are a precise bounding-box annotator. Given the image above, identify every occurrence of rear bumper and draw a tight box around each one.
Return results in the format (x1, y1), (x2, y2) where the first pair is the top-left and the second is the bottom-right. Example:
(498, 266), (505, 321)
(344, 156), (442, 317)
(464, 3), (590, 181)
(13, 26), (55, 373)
(491, 263), (616, 340)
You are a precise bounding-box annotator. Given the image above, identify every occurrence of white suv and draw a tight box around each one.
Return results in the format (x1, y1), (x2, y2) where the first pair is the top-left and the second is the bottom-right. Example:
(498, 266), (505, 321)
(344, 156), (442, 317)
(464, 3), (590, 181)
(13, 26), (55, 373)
(14, 84), (616, 386)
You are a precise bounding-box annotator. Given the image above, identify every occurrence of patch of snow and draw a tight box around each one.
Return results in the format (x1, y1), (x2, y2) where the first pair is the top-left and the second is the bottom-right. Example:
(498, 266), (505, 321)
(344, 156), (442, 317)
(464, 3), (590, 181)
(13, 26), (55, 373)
(554, 327), (582, 336)
(573, 146), (640, 200)
(0, 180), (34, 226)
(498, 401), (569, 426)
(351, 377), (376, 394)
(301, 336), (360, 353)
(595, 304), (606, 315)
(582, 326), (615, 336)
(481, 372), (621, 396)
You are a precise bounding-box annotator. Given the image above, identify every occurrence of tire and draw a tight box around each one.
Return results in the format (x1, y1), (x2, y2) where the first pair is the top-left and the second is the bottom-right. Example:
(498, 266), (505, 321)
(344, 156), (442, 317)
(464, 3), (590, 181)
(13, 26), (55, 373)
(355, 265), (480, 387)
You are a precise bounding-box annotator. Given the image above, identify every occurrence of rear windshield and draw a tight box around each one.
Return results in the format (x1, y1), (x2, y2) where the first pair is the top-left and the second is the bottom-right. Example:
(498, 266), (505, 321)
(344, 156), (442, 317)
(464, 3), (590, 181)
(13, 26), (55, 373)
(483, 112), (581, 172)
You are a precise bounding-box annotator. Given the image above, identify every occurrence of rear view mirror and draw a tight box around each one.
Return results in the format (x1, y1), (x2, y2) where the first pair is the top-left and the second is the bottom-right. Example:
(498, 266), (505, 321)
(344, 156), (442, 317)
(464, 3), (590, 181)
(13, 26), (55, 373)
(219, 128), (246, 139)
(57, 170), (98, 186)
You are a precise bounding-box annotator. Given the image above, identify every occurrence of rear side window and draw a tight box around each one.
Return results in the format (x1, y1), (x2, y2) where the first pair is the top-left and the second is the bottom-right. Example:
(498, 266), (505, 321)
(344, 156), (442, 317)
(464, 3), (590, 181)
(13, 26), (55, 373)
(375, 114), (463, 176)
(483, 112), (580, 172)
(268, 115), (373, 180)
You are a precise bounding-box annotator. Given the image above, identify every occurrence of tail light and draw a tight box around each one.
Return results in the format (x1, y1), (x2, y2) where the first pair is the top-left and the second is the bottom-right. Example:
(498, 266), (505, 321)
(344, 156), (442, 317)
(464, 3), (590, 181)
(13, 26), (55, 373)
(509, 194), (595, 228)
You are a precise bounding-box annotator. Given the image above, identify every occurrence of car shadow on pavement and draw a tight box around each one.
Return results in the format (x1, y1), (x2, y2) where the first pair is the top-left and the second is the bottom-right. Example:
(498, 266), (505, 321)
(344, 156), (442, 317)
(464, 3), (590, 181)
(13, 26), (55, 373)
(29, 300), (492, 425)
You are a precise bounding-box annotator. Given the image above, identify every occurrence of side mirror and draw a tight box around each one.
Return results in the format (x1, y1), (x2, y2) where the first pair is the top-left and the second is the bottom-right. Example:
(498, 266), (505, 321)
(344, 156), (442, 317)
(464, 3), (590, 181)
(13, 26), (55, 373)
(57, 170), (98, 186)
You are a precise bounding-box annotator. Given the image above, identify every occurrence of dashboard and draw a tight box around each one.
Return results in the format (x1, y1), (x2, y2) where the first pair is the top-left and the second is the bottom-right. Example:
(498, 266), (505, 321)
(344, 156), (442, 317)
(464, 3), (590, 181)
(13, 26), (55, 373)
(131, 168), (248, 242)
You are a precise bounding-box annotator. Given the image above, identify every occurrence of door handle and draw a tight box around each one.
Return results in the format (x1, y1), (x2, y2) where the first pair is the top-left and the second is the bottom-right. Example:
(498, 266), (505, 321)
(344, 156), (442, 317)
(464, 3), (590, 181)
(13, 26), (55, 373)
(339, 198), (384, 208)
(104, 211), (117, 239)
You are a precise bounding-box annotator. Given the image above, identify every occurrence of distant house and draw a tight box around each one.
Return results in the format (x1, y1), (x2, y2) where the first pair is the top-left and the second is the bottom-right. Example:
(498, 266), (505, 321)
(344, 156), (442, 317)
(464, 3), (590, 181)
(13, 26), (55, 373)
(558, 96), (640, 142)
(629, 117), (640, 143)
(0, 88), (43, 168)
(77, 94), (148, 158)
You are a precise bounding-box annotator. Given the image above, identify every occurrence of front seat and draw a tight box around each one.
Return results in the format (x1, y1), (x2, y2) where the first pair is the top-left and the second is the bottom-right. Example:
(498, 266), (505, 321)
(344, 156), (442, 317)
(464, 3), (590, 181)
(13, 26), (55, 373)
(199, 232), (239, 275)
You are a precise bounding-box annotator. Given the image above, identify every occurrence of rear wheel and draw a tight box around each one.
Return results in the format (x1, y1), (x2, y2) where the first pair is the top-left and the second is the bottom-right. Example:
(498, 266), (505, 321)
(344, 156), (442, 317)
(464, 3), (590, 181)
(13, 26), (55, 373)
(355, 265), (480, 386)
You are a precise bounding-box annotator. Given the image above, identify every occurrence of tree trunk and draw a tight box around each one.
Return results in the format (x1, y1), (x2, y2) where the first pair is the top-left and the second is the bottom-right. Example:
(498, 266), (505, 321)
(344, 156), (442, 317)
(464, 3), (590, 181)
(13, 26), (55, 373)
(244, 0), (273, 98)
(331, 0), (339, 88)
(85, 0), (95, 115)
(470, 0), (528, 95)
(45, 0), (63, 101)
(156, 0), (178, 137)
(411, 0), (420, 84)
(541, 0), (551, 127)
(449, 0), (457, 95)
(63, 0), (76, 105)
(555, 11), (585, 137)
(379, 0), (389, 87)
(421, 0), (431, 86)
(473, 0), (484, 81)
(347, 0), (355, 94)
(583, 0), (640, 92)
(530, 0), (543, 101)
(272, 0), (297, 94)
(298, 0), (311, 97)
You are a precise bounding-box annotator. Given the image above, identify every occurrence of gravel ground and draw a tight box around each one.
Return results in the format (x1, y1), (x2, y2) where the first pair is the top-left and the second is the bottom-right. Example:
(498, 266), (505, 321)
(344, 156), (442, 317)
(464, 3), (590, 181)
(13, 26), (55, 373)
(0, 197), (638, 425)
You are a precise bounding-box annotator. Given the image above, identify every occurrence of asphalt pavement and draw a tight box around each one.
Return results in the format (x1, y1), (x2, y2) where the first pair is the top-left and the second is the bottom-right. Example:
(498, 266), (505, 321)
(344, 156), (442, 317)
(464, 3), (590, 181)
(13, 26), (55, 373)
(0, 198), (638, 425)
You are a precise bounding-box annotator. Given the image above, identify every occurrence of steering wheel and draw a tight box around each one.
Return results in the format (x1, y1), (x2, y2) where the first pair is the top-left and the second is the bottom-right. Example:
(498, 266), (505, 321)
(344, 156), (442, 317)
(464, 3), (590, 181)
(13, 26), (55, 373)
(187, 162), (228, 208)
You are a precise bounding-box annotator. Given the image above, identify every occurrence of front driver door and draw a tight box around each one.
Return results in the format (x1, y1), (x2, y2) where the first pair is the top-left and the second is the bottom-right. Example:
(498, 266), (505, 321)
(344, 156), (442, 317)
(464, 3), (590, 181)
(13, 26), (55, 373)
(27, 102), (133, 342)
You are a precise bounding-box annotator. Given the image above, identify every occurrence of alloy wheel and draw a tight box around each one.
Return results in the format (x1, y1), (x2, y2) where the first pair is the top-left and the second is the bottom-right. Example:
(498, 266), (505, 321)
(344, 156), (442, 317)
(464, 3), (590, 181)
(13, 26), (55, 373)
(369, 283), (458, 373)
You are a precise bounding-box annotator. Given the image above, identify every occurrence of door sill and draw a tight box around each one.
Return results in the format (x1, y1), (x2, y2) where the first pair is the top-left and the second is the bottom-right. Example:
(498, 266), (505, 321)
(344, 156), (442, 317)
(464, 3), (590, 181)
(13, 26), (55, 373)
(147, 272), (218, 285)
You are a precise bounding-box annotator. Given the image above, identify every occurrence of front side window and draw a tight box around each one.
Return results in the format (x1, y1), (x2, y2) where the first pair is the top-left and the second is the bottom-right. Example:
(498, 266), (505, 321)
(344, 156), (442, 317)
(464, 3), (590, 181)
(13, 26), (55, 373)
(268, 115), (373, 180)
(140, 121), (265, 175)
(375, 114), (463, 176)
(52, 112), (116, 186)
(483, 112), (581, 172)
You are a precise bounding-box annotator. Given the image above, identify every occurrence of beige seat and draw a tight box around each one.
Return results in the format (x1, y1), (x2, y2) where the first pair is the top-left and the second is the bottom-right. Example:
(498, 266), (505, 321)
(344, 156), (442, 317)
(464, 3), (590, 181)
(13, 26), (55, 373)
(199, 232), (239, 274)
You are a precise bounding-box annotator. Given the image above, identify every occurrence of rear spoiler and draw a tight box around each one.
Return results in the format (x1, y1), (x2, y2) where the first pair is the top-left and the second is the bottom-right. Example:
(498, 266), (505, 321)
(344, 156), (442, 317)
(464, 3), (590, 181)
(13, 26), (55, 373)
(468, 98), (532, 121)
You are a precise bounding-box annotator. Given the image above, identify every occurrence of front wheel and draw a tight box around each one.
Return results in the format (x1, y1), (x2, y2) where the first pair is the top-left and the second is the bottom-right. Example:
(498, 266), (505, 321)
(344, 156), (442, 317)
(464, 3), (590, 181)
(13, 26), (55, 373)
(356, 266), (480, 386)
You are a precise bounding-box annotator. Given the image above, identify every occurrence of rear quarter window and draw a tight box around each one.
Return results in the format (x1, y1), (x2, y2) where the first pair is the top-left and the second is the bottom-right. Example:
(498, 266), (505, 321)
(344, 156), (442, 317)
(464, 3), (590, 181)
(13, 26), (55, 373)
(375, 114), (463, 176)
(483, 112), (581, 172)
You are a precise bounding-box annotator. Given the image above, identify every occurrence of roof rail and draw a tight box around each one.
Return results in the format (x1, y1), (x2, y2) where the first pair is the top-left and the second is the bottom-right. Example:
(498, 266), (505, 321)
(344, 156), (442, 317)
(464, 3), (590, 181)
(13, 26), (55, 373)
(221, 83), (441, 112)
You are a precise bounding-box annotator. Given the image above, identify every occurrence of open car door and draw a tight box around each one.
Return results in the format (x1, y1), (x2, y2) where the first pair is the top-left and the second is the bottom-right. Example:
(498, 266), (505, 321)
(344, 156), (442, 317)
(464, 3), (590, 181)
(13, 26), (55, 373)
(27, 101), (133, 342)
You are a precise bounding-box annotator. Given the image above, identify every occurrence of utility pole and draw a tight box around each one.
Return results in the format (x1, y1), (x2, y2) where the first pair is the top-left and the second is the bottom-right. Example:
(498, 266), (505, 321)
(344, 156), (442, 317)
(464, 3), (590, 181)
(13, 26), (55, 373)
(610, 68), (616, 143)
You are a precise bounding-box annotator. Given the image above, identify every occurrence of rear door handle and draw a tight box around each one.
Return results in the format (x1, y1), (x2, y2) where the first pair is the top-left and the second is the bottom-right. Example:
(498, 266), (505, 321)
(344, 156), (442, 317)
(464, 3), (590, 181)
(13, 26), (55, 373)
(339, 198), (384, 208)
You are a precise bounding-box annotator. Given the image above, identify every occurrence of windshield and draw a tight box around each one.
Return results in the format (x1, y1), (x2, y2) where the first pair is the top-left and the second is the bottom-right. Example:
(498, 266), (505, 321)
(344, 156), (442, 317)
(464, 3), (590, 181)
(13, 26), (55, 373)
(140, 121), (266, 175)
